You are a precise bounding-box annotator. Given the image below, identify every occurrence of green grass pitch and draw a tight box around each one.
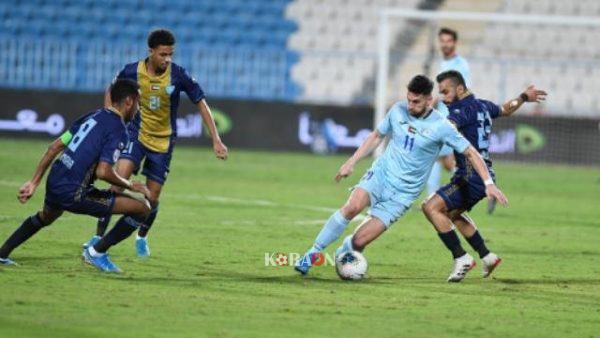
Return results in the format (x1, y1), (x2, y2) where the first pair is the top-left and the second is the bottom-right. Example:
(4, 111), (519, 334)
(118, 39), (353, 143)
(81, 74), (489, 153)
(0, 138), (599, 338)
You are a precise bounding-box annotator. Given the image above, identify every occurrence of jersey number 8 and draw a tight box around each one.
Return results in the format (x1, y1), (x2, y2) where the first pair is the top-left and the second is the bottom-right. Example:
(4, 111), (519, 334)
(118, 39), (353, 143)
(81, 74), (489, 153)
(68, 119), (98, 152)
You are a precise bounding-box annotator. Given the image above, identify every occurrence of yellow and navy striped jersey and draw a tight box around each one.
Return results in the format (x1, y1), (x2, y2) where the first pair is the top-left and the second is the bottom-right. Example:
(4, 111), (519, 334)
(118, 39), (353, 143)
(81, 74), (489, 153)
(115, 59), (205, 153)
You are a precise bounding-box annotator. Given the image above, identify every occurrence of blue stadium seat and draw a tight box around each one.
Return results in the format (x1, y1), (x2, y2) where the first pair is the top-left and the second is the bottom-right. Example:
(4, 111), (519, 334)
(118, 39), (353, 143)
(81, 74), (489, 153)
(2, 0), (301, 101)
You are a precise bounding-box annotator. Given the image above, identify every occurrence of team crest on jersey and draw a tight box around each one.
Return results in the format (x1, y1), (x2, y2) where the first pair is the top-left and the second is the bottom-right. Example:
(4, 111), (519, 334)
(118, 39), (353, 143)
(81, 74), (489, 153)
(151, 85), (160, 91)
(166, 85), (175, 94)
(408, 126), (417, 134)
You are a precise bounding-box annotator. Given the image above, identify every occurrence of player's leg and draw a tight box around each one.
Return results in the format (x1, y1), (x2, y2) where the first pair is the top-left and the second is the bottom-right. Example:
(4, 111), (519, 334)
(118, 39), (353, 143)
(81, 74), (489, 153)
(0, 203), (63, 265)
(295, 187), (371, 275)
(83, 159), (138, 249)
(451, 210), (502, 277)
(422, 187), (475, 283)
(334, 216), (386, 257)
(134, 144), (172, 257)
(84, 195), (151, 272)
(335, 195), (407, 256)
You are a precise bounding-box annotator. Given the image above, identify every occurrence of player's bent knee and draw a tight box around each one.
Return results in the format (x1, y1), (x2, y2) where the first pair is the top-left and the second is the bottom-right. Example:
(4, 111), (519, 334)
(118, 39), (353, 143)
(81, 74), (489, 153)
(341, 203), (363, 219)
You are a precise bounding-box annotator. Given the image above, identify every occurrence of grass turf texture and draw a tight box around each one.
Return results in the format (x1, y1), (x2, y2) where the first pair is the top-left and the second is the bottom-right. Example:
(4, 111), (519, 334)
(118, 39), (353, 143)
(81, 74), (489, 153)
(0, 138), (599, 338)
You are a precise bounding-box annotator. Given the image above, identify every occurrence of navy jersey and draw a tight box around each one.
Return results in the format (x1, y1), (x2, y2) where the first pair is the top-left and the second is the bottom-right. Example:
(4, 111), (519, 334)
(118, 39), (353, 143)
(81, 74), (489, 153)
(46, 108), (128, 199)
(115, 60), (205, 153)
(446, 94), (501, 177)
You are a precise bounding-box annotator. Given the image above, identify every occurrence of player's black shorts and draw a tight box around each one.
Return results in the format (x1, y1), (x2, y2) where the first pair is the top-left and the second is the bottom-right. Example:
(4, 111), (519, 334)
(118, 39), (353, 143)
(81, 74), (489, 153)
(436, 173), (495, 212)
(44, 186), (116, 218)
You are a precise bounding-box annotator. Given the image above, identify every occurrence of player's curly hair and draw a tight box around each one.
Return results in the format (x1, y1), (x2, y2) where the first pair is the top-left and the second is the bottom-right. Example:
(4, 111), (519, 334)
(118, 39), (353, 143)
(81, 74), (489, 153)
(407, 75), (434, 96)
(148, 29), (176, 48)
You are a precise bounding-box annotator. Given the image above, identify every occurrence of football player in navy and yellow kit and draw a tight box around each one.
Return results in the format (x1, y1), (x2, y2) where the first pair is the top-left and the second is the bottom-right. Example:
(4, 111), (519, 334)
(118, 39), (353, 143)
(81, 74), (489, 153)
(422, 70), (546, 282)
(82, 29), (228, 256)
(0, 79), (155, 272)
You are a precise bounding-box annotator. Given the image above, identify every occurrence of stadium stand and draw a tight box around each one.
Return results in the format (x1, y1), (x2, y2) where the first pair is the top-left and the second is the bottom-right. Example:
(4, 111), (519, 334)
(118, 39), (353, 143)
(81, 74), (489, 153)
(1, 0), (599, 115)
(0, 0), (301, 100)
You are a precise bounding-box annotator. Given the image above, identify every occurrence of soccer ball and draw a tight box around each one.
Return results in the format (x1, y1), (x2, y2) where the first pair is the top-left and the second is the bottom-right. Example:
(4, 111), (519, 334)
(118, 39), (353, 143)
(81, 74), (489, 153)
(335, 251), (368, 280)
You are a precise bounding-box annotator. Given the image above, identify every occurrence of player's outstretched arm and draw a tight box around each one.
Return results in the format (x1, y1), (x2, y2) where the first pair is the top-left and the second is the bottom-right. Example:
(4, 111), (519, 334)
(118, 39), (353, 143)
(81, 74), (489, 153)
(335, 131), (385, 182)
(18, 138), (66, 203)
(500, 85), (547, 117)
(463, 146), (509, 206)
(197, 99), (228, 161)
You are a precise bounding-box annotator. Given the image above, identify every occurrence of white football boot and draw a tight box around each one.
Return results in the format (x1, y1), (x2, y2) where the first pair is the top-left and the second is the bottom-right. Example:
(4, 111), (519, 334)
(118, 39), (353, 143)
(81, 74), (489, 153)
(481, 252), (502, 278)
(447, 253), (476, 283)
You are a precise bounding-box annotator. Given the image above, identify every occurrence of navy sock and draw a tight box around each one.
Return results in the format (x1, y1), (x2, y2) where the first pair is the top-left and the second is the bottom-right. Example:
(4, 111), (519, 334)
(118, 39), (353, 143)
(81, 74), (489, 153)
(465, 230), (490, 258)
(438, 230), (467, 259)
(137, 203), (158, 238)
(0, 214), (46, 258)
(96, 215), (112, 237)
(94, 215), (143, 253)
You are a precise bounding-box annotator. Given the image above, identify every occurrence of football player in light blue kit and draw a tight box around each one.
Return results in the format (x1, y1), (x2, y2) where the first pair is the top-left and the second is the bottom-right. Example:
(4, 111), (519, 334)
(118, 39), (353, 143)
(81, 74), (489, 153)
(295, 75), (507, 276)
(427, 27), (472, 199)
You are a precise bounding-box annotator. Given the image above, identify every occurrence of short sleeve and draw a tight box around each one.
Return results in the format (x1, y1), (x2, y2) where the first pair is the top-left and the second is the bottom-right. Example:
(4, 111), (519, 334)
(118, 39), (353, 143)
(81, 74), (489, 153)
(68, 111), (95, 135)
(439, 120), (470, 153)
(447, 108), (469, 129)
(99, 126), (125, 165)
(376, 104), (398, 136)
(481, 99), (501, 119)
(113, 66), (127, 82)
(180, 67), (205, 104)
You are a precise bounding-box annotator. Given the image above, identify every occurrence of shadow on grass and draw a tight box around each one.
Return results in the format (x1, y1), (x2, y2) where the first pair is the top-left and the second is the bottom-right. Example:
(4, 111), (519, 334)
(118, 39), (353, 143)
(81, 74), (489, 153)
(495, 277), (600, 286)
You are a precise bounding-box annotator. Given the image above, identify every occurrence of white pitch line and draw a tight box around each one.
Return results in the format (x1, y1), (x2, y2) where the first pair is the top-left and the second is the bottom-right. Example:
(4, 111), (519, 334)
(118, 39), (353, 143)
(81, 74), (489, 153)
(170, 193), (367, 222)
(0, 180), (21, 188)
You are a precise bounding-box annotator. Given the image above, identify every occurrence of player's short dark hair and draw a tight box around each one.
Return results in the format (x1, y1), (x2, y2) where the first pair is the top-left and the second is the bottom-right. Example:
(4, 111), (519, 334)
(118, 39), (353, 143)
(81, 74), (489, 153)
(438, 27), (458, 41)
(407, 75), (434, 96)
(436, 70), (467, 88)
(148, 29), (176, 49)
(110, 79), (140, 104)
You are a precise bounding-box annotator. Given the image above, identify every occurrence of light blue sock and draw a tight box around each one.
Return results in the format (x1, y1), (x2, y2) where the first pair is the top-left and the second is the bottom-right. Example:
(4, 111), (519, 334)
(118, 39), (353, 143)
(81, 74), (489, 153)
(308, 210), (350, 254)
(335, 235), (355, 257)
(427, 161), (442, 195)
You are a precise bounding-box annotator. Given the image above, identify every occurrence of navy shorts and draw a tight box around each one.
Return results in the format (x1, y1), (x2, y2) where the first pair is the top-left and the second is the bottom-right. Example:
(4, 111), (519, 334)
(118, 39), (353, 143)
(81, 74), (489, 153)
(44, 186), (116, 218)
(120, 132), (174, 185)
(436, 174), (493, 212)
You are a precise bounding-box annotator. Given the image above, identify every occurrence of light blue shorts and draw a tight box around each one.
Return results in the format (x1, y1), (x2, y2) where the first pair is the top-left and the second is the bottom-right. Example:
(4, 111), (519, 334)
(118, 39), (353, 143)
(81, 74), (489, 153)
(355, 169), (410, 228)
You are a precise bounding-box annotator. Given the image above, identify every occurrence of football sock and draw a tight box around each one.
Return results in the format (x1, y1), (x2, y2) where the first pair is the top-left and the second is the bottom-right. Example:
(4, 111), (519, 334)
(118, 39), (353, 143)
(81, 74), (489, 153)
(340, 235), (355, 253)
(0, 214), (46, 259)
(94, 215), (143, 253)
(137, 203), (159, 238)
(438, 230), (467, 259)
(311, 210), (350, 252)
(96, 215), (112, 236)
(465, 230), (490, 258)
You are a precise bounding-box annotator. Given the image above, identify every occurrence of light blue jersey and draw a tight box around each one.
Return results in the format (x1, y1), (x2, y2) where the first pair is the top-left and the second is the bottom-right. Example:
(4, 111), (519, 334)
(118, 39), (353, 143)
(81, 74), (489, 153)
(440, 54), (471, 87)
(356, 101), (470, 227)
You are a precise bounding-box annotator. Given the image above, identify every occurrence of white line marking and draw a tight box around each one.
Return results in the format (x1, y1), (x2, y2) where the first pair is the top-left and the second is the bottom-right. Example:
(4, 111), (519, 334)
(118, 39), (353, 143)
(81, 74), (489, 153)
(0, 180), (20, 188)
(170, 193), (366, 222)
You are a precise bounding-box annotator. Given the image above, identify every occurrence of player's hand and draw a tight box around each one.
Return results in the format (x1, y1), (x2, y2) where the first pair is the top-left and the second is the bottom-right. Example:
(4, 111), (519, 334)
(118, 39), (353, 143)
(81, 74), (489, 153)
(523, 85), (547, 103)
(213, 140), (228, 160)
(130, 181), (152, 200)
(17, 181), (37, 204)
(485, 184), (508, 207)
(335, 162), (354, 182)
